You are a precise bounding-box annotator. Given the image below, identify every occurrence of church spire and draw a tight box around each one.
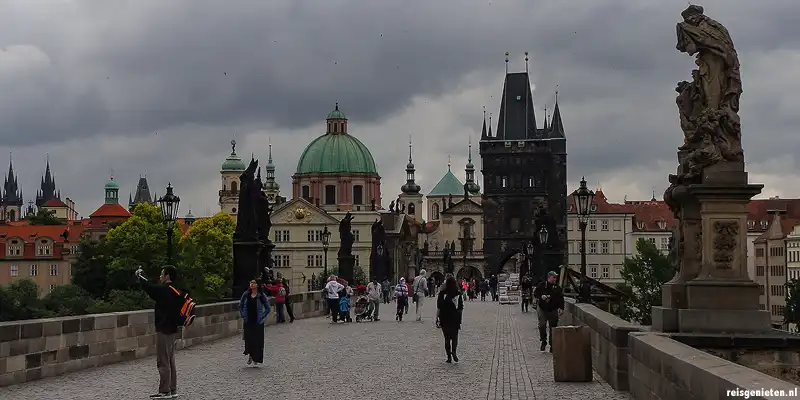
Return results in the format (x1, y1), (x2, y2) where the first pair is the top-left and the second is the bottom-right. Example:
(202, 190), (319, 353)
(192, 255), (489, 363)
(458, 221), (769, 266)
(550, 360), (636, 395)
(401, 135), (421, 194)
(262, 140), (281, 196)
(464, 137), (480, 196)
(549, 92), (565, 138)
(480, 106), (488, 140)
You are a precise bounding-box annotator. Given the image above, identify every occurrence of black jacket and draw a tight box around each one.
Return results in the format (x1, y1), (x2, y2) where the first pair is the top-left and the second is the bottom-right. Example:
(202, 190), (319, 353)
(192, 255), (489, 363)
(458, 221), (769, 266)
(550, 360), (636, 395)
(437, 291), (464, 329)
(141, 281), (184, 334)
(533, 282), (564, 312)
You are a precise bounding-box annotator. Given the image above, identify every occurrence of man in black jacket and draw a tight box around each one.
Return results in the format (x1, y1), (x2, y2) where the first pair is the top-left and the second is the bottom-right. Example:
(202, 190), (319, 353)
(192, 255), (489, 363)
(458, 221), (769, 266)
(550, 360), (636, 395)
(533, 271), (564, 352)
(136, 265), (184, 399)
(282, 277), (295, 323)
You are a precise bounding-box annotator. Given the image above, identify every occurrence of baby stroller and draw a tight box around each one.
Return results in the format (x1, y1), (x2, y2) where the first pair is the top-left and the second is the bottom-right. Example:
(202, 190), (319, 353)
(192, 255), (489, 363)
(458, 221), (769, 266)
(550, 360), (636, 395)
(354, 296), (375, 322)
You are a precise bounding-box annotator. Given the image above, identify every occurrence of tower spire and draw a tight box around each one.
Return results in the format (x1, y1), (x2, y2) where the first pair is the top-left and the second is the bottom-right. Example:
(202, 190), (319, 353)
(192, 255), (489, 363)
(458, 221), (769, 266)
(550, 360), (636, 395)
(524, 52), (529, 138)
(488, 113), (493, 137)
(503, 52), (509, 140)
(447, 154), (452, 171)
(401, 135), (420, 194)
(464, 137), (480, 196)
(481, 106), (488, 139)
(550, 89), (565, 138)
(543, 104), (548, 131)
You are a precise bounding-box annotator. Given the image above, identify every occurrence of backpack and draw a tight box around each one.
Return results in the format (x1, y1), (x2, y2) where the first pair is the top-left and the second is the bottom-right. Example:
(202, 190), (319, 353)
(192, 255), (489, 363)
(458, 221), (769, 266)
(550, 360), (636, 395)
(169, 285), (196, 327)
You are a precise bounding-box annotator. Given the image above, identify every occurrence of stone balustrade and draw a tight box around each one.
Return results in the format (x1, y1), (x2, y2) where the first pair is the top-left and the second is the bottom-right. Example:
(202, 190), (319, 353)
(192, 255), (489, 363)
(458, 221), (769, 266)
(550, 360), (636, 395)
(563, 299), (799, 399)
(0, 291), (327, 387)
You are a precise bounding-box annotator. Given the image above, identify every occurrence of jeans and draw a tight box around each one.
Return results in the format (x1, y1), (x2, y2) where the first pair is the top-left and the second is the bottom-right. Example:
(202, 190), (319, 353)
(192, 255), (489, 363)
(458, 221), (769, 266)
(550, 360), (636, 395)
(382, 291), (390, 304)
(156, 332), (177, 393)
(275, 302), (285, 323)
(371, 298), (380, 319)
(537, 308), (559, 345)
(415, 295), (425, 320)
(285, 302), (295, 321)
(327, 298), (339, 322)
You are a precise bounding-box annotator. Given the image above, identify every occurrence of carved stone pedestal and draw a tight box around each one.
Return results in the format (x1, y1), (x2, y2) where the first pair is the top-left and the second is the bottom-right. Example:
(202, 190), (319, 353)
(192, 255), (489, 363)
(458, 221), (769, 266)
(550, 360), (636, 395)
(653, 163), (771, 334)
(232, 241), (262, 297)
(338, 255), (355, 284)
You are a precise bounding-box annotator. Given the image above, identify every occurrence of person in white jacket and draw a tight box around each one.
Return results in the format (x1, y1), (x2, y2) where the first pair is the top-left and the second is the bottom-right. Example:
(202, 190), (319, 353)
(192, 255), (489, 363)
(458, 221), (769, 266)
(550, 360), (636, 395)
(366, 278), (381, 321)
(323, 276), (344, 323)
(412, 269), (429, 321)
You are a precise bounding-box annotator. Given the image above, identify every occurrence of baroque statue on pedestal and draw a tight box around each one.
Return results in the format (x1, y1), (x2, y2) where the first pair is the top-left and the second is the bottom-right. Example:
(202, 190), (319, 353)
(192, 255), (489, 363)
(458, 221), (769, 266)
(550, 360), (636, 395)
(674, 4), (744, 183)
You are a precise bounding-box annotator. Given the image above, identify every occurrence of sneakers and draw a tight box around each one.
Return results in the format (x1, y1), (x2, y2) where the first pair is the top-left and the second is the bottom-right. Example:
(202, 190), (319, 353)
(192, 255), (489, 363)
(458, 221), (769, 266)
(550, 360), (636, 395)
(149, 393), (172, 399)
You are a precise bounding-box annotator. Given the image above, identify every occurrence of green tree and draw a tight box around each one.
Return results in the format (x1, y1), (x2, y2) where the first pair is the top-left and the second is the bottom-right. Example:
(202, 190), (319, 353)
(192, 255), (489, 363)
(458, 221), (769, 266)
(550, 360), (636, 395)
(322, 265), (367, 286)
(71, 238), (112, 298)
(87, 290), (154, 314)
(25, 208), (65, 225)
(785, 278), (800, 330)
(178, 212), (235, 302)
(0, 279), (51, 321)
(618, 238), (677, 325)
(42, 284), (94, 317)
(104, 203), (182, 291)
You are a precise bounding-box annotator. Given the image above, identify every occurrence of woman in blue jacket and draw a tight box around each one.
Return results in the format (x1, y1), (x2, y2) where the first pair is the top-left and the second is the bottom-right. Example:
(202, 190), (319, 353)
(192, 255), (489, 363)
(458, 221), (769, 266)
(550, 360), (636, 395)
(239, 280), (270, 366)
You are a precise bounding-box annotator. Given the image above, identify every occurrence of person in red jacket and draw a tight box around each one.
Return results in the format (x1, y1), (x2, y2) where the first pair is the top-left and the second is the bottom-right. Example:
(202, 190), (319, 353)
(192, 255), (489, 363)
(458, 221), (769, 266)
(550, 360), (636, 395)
(264, 280), (287, 323)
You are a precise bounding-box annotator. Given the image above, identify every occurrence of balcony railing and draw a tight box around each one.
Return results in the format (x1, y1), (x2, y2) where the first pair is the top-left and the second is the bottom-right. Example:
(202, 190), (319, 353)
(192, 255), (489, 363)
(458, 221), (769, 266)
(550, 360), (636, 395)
(423, 250), (484, 258)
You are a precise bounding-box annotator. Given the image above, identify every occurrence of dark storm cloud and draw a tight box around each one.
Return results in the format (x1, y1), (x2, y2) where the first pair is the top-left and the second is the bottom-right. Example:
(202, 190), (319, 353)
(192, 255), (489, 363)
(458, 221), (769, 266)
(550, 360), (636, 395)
(2, 0), (800, 215)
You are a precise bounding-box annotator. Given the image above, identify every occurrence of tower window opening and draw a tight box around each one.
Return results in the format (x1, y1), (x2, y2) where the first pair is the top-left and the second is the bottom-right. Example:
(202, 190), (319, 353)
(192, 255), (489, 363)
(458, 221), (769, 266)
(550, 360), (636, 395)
(325, 185), (336, 205)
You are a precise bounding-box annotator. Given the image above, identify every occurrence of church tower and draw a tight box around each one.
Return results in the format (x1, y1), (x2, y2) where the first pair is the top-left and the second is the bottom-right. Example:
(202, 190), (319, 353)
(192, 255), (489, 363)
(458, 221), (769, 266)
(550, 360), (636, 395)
(220, 139), (245, 216)
(1, 155), (23, 222)
(36, 154), (60, 207)
(464, 137), (481, 202)
(398, 137), (423, 221)
(480, 53), (567, 277)
(262, 142), (285, 205)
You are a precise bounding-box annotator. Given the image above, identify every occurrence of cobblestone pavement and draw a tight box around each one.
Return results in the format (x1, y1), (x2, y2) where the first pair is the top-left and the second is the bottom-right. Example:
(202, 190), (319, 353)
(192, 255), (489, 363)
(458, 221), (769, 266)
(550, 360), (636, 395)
(1, 299), (629, 400)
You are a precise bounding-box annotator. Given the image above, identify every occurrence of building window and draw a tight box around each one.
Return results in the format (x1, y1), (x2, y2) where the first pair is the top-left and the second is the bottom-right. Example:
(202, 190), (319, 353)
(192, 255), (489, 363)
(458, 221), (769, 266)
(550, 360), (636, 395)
(274, 230), (290, 242)
(325, 185), (337, 205)
(7, 239), (22, 256)
(71, 245), (79, 255)
(602, 265), (609, 279)
(307, 230), (324, 242)
(231, 181), (238, 193)
(10, 264), (18, 277)
(307, 255), (314, 268)
(501, 177), (508, 188)
(660, 237), (670, 251)
(755, 248), (764, 257)
(352, 230), (360, 242)
(589, 241), (597, 254)
(315, 255), (323, 268)
(648, 238), (656, 245)
(747, 220), (754, 230)
(432, 204), (440, 220)
(353, 185), (364, 205)
(756, 265), (764, 276)
(50, 264), (58, 276)
(30, 264), (38, 276)
(657, 220), (666, 230)
(601, 241), (609, 254)
(760, 220), (767, 229)
(590, 266), (598, 278)
(637, 221), (644, 230)
(354, 255), (360, 267)
(49, 284), (56, 293)
(302, 185), (310, 201)
(589, 220), (597, 231)
(601, 220), (609, 231)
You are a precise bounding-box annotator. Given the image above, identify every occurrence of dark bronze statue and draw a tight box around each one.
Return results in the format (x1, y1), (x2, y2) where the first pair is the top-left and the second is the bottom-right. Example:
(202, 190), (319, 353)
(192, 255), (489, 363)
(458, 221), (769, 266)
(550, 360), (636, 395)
(338, 212), (355, 258)
(234, 158), (259, 241)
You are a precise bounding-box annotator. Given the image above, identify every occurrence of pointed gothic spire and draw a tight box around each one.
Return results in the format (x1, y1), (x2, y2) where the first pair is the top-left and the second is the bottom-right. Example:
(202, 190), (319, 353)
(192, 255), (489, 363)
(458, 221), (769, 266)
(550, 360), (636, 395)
(480, 106), (488, 140)
(549, 95), (565, 138)
(401, 135), (421, 194)
(488, 113), (493, 138)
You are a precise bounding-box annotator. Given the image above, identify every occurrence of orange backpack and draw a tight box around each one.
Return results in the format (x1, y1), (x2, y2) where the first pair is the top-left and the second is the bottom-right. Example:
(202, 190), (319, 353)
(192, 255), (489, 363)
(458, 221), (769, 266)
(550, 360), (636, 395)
(169, 285), (196, 327)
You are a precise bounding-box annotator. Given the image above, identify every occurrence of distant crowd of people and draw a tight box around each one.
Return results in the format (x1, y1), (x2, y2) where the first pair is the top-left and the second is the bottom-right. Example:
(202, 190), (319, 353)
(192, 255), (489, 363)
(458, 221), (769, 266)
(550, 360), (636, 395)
(132, 264), (565, 398)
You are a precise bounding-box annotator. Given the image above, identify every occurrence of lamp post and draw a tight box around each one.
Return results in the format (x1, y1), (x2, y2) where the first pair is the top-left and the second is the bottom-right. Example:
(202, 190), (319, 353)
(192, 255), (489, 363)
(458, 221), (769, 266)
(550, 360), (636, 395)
(525, 241), (534, 276)
(572, 177), (595, 277)
(538, 226), (549, 275)
(157, 183), (181, 265)
(321, 225), (331, 279)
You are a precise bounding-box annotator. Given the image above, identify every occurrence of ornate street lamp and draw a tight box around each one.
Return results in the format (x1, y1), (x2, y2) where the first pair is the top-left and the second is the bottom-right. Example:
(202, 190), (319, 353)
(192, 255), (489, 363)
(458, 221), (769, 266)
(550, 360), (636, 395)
(572, 177), (595, 277)
(157, 183), (181, 265)
(321, 225), (331, 279)
(538, 226), (549, 246)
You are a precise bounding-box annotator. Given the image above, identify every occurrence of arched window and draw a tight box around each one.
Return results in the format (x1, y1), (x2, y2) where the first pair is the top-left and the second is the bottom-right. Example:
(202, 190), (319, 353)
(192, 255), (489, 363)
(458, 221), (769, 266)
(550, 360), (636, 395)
(432, 204), (440, 220)
(408, 203), (416, 215)
(231, 181), (238, 193)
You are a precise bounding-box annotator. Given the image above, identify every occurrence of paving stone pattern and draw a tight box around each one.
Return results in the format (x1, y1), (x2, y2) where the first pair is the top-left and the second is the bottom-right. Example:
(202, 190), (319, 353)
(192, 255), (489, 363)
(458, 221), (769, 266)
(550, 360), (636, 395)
(0, 299), (629, 400)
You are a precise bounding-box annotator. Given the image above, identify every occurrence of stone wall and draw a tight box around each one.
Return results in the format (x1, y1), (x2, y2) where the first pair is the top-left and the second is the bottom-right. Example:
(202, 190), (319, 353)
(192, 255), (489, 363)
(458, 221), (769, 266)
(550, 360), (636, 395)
(562, 298), (645, 390)
(563, 299), (800, 399)
(0, 291), (326, 387)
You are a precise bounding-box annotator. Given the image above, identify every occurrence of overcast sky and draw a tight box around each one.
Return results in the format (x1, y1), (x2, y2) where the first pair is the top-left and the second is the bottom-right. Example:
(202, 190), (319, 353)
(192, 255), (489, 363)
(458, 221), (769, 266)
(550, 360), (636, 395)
(2, 0), (800, 218)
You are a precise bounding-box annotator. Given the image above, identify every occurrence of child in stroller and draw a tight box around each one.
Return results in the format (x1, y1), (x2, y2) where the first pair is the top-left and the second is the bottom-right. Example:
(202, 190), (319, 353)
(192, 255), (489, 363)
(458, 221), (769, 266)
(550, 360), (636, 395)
(353, 295), (375, 322)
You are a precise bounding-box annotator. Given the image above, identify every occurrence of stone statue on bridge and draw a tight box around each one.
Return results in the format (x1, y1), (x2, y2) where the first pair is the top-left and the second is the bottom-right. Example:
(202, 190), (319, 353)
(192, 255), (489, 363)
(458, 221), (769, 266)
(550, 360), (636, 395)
(674, 4), (744, 183)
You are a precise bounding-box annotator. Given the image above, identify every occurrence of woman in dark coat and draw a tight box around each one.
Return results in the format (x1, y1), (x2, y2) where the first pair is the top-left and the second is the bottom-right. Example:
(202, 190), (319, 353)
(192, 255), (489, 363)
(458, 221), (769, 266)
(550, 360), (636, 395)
(436, 275), (464, 363)
(239, 280), (270, 366)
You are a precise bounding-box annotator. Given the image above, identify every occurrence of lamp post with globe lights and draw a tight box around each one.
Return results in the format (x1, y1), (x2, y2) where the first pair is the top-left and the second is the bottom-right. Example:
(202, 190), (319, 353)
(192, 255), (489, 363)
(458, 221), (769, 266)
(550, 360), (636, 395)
(157, 183), (181, 265)
(321, 225), (331, 279)
(572, 177), (595, 277)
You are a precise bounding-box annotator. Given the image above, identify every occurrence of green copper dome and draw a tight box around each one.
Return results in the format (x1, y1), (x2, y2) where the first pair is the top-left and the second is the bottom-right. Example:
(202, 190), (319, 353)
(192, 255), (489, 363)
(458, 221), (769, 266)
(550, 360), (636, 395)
(104, 178), (120, 190)
(222, 140), (246, 171)
(327, 103), (346, 119)
(295, 133), (378, 175)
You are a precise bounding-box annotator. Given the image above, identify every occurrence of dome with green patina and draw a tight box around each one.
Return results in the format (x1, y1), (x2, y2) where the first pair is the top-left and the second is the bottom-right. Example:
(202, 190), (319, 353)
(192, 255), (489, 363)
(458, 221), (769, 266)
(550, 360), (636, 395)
(104, 178), (120, 190)
(295, 105), (378, 175)
(221, 140), (246, 171)
(184, 210), (195, 219)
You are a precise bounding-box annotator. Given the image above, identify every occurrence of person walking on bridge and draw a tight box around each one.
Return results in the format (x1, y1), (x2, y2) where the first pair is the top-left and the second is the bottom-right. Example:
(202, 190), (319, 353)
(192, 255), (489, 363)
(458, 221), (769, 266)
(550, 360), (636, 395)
(534, 271), (565, 352)
(395, 277), (409, 321)
(239, 280), (270, 367)
(366, 277), (382, 321)
(412, 269), (428, 321)
(436, 275), (464, 363)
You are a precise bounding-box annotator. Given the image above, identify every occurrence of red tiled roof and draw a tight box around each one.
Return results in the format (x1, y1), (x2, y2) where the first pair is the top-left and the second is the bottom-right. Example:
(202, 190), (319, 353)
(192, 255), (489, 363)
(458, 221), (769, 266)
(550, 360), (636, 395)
(0, 224), (85, 242)
(89, 203), (131, 218)
(42, 198), (68, 208)
(567, 190), (634, 214)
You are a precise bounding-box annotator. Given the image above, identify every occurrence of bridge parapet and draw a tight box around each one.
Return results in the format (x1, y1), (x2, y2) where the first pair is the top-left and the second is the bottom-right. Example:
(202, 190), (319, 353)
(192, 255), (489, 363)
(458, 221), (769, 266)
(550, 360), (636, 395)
(0, 291), (326, 387)
(563, 299), (800, 399)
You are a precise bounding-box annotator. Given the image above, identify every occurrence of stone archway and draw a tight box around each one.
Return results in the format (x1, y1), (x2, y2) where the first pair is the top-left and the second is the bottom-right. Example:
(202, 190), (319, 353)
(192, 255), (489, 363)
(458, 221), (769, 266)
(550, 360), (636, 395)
(487, 249), (523, 276)
(456, 265), (483, 281)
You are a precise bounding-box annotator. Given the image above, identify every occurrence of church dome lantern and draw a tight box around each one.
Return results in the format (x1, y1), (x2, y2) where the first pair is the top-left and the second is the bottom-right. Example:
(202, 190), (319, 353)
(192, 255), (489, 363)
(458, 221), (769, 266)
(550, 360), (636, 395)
(222, 140), (246, 172)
